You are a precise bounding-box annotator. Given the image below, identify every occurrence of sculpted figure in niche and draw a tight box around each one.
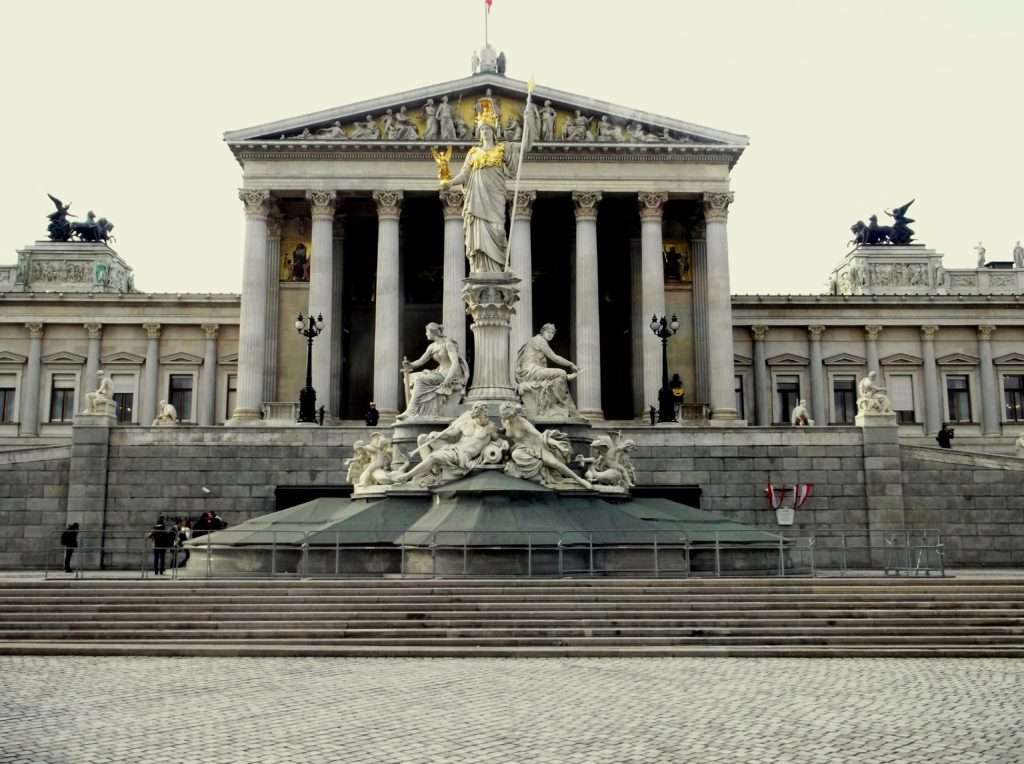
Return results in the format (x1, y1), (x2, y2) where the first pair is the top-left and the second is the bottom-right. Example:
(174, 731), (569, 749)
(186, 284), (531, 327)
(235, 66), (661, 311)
(397, 322), (470, 420)
(857, 371), (893, 415)
(422, 99), (439, 141)
(152, 400), (178, 426)
(515, 323), (579, 419)
(392, 402), (504, 487)
(440, 94), (540, 273)
(575, 431), (637, 489)
(505, 116), (523, 141)
(436, 96), (456, 141)
(349, 115), (380, 140)
(83, 371), (115, 416)
(540, 100), (557, 141)
(790, 399), (812, 426)
(501, 402), (592, 490)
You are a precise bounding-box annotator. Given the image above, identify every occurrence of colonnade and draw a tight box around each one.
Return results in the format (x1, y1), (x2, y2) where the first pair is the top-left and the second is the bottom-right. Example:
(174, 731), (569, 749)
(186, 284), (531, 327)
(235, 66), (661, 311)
(232, 188), (739, 424)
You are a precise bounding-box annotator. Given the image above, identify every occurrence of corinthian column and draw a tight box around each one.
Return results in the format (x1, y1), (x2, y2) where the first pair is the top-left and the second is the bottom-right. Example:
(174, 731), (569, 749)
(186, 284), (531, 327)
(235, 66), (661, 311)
(141, 323), (161, 425)
(440, 188), (467, 354)
(200, 324), (219, 426)
(21, 323), (43, 436)
(703, 192), (739, 422)
(638, 192), (668, 412)
(865, 325), (883, 383)
(372, 190), (403, 418)
(920, 325), (941, 435)
(264, 211), (282, 405)
(83, 323), (103, 395)
(572, 191), (603, 420)
(306, 190), (337, 417)
(752, 325), (770, 426)
(508, 190), (536, 364)
(808, 325), (826, 425)
(978, 324), (1000, 435)
(230, 189), (272, 424)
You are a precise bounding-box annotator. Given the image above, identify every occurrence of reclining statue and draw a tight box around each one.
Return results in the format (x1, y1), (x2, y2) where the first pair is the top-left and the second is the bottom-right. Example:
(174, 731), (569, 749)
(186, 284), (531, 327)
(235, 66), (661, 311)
(392, 402), (505, 487)
(500, 401), (591, 490)
(515, 323), (580, 419)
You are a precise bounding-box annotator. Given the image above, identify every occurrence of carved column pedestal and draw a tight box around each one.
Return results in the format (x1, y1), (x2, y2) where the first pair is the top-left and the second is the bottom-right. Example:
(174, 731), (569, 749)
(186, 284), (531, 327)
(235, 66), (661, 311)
(463, 272), (520, 410)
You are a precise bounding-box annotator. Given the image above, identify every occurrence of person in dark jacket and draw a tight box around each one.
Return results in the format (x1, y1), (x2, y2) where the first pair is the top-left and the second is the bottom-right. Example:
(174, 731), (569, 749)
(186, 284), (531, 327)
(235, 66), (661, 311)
(146, 517), (175, 575)
(60, 522), (79, 573)
(191, 511), (227, 540)
(936, 423), (955, 449)
(365, 401), (380, 427)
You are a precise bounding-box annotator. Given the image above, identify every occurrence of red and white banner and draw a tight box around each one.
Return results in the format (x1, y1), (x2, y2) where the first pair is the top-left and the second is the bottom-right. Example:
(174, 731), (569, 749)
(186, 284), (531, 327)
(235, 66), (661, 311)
(794, 483), (813, 509)
(766, 483), (784, 510)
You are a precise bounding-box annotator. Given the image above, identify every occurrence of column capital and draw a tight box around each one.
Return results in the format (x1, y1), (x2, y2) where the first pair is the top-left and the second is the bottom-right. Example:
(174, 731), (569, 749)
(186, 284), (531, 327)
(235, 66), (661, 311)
(239, 189), (272, 218)
(440, 188), (465, 219)
(507, 189), (537, 220)
(202, 323), (220, 340)
(25, 322), (44, 339)
(978, 324), (996, 341)
(572, 191), (602, 221)
(920, 325), (939, 340)
(703, 192), (734, 222)
(638, 191), (669, 220)
(306, 190), (337, 220)
(751, 325), (769, 341)
(266, 214), (283, 238)
(84, 322), (103, 339)
(807, 324), (826, 340)
(864, 324), (884, 339)
(142, 322), (162, 340)
(373, 190), (404, 220)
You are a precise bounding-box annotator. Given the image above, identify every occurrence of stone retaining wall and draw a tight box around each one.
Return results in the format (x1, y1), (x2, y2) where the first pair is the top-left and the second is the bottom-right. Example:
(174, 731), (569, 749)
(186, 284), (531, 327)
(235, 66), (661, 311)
(0, 446), (71, 567)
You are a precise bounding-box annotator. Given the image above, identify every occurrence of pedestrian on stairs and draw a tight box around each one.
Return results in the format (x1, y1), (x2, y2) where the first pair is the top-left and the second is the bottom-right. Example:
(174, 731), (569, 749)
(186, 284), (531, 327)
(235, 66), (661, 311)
(146, 516), (175, 576)
(60, 522), (79, 573)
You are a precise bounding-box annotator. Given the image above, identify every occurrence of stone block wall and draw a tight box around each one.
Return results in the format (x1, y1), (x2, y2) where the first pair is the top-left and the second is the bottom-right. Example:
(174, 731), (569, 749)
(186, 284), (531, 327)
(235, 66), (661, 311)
(0, 446), (71, 568)
(901, 446), (1024, 567)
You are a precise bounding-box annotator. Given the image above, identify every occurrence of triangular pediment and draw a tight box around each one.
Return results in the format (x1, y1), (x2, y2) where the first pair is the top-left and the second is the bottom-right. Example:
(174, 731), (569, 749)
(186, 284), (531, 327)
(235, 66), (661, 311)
(225, 73), (748, 153)
(766, 353), (809, 367)
(994, 352), (1024, 366)
(823, 352), (866, 366)
(880, 352), (922, 366)
(937, 352), (979, 366)
(0, 351), (27, 364)
(734, 353), (752, 366)
(218, 353), (239, 366)
(101, 351), (146, 365)
(160, 352), (203, 365)
(41, 351), (86, 365)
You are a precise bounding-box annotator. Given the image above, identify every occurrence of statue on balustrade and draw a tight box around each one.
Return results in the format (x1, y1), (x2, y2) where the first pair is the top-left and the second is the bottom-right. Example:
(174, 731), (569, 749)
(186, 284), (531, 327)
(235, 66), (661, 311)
(515, 324), (580, 419)
(397, 322), (470, 421)
(439, 94), (540, 273)
(790, 399), (812, 426)
(1014, 241), (1023, 268)
(857, 372), (893, 415)
(392, 403), (506, 487)
(500, 402), (592, 490)
(83, 371), (115, 416)
(152, 400), (178, 426)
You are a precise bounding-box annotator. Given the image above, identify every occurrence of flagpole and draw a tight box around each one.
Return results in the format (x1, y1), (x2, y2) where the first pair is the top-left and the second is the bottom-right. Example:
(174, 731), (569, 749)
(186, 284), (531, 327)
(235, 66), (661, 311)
(504, 79), (534, 271)
(484, 1), (489, 46)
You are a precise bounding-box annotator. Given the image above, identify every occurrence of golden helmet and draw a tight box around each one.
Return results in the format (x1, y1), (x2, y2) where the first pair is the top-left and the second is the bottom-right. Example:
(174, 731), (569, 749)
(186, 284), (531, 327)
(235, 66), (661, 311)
(476, 97), (499, 129)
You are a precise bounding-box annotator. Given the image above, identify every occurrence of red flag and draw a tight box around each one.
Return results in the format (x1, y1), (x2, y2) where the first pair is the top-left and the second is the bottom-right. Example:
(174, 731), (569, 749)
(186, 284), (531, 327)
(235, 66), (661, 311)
(485, 0), (493, 10)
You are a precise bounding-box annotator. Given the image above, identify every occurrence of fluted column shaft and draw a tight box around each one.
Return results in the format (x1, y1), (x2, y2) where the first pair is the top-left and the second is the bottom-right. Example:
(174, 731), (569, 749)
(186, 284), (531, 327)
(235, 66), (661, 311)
(572, 192), (603, 419)
(921, 326), (941, 434)
(141, 323), (161, 425)
(83, 323), (102, 397)
(264, 212), (281, 405)
(307, 190), (337, 417)
(200, 324), (219, 426)
(639, 192), (668, 412)
(231, 189), (272, 423)
(703, 193), (739, 421)
(508, 190), (536, 365)
(752, 326), (770, 426)
(21, 323), (43, 436)
(372, 191), (403, 417)
(691, 230), (709, 405)
(865, 325), (883, 384)
(441, 189), (467, 354)
(808, 325), (826, 425)
(978, 325), (1000, 435)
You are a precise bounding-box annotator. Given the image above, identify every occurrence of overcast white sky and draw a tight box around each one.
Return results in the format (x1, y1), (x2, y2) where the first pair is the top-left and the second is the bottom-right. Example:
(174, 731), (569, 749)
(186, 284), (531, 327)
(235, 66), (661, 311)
(2, 0), (1021, 295)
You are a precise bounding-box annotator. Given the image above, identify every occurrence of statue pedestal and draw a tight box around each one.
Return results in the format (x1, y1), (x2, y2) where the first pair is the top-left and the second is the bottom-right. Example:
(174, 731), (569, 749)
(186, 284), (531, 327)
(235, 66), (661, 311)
(463, 272), (520, 412)
(855, 412), (898, 428)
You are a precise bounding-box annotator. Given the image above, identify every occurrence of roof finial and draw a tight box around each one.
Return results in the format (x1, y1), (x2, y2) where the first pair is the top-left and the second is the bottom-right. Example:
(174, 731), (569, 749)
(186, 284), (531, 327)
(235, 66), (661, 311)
(471, 0), (505, 76)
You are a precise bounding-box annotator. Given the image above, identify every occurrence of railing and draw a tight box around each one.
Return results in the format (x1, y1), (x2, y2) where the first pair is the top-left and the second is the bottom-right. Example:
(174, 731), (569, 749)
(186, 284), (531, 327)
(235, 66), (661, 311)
(42, 527), (946, 580)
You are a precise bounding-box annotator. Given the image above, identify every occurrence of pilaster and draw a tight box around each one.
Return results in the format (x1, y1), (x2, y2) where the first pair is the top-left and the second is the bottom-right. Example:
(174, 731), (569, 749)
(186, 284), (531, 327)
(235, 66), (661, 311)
(978, 324), (1000, 435)
(751, 325), (770, 426)
(141, 323), (161, 426)
(920, 325), (941, 435)
(200, 324), (219, 426)
(21, 323), (43, 436)
(808, 325), (826, 425)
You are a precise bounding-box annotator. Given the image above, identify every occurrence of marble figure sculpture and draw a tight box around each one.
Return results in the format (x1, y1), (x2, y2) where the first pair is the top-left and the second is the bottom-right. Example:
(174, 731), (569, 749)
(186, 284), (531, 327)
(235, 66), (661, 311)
(392, 403), (505, 487)
(515, 324), (580, 419)
(83, 372), (115, 416)
(575, 432), (637, 489)
(398, 322), (470, 420)
(500, 402), (592, 490)
(152, 400), (178, 426)
(857, 372), (893, 415)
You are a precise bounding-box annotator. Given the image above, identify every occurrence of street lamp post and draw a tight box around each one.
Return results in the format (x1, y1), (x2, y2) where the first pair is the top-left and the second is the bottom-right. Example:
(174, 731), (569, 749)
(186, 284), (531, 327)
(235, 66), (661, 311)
(295, 312), (324, 424)
(649, 313), (680, 424)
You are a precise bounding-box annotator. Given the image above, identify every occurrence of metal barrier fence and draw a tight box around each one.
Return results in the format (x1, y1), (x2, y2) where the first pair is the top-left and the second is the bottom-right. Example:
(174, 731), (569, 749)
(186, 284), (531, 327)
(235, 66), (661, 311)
(44, 527), (945, 579)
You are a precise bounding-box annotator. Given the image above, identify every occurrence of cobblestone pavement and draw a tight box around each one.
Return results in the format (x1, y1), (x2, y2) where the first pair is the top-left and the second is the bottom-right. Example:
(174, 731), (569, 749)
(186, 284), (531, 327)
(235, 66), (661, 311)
(1, 657), (1022, 764)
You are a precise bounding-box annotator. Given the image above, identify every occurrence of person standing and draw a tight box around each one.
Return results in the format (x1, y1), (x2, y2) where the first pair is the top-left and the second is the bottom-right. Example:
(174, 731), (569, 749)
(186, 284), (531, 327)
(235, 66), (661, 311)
(670, 374), (685, 419)
(60, 522), (79, 573)
(365, 402), (380, 427)
(936, 423), (955, 449)
(146, 516), (173, 576)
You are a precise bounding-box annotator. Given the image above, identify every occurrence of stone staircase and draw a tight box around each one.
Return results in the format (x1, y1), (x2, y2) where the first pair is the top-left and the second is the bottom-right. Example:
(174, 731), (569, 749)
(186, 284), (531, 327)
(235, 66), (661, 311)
(0, 578), (1022, 657)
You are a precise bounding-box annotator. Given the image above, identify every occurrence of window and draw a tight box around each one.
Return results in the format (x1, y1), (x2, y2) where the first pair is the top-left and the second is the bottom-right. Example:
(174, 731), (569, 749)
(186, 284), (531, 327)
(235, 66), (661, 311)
(946, 375), (972, 423)
(734, 375), (745, 421)
(48, 373), (76, 423)
(832, 376), (857, 424)
(1004, 375), (1024, 422)
(113, 393), (134, 424)
(225, 374), (238, 421)
(0, 382), (14, 424)
(169, 374), (193, 422)
(889, 374), (916, 424)
(776, 375), (800, 425)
